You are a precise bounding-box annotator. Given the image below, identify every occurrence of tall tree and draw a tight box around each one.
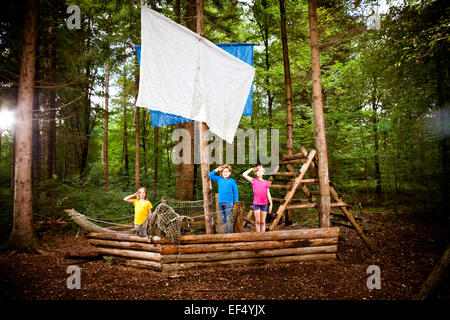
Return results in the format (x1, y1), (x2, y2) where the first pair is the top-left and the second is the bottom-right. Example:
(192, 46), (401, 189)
(134, 61), (140, 189)
(175, 0), (196, 201)
(308, 0), (330, 228)
(8, 0), (39, 250)
(32, 36), (40, 186)
(102, 17), (111, 191)
(279, 0), (294, 156)
(251, 0), (273, 126)
(279, 0), (294, 225)
(153, 127), (159, 191)
(46, 26), (57, 180)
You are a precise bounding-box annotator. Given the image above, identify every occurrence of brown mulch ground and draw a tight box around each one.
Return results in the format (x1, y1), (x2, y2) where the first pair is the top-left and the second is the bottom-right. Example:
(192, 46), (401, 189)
(0, 210), (448, 302)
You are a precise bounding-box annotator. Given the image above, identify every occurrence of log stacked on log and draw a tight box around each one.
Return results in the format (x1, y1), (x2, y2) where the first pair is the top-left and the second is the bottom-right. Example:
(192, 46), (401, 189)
(87, 227), (339, 272)
(250, 146), (374, 251)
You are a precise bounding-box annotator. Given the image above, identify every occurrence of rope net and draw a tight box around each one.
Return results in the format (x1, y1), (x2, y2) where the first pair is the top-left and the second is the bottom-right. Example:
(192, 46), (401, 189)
(67, 196), (241, 242)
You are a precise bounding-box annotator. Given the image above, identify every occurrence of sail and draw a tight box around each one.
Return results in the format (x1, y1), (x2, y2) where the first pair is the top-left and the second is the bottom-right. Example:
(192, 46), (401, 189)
(136, 6), (255, 144)
(135, 43), (255, 127)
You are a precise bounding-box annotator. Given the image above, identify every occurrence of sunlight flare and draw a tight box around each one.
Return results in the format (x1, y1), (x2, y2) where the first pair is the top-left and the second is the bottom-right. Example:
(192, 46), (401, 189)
(0, 110), (16, 130)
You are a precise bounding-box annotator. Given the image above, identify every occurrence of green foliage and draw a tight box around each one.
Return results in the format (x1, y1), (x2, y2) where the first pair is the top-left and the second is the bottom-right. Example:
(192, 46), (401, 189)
(1, 0), (448, 239)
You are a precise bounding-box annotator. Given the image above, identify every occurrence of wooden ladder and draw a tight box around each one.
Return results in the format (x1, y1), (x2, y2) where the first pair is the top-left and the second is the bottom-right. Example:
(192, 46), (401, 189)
(267, 147), (374, 251)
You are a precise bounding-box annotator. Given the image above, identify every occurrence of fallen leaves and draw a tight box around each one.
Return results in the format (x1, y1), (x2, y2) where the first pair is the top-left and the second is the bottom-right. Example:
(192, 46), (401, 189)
(0, 212), (448, 300)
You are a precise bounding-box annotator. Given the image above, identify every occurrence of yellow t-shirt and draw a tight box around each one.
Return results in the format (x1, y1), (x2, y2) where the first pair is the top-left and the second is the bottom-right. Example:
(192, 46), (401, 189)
(133, 199), (152, 225)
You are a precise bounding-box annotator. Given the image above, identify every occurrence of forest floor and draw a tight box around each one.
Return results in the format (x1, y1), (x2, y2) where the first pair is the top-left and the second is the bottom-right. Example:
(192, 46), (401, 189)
(0, 206), (448, 302)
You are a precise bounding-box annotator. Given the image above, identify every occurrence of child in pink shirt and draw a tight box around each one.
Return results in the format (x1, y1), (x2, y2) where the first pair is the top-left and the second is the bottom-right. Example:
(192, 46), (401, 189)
(243, 166), (273, 232)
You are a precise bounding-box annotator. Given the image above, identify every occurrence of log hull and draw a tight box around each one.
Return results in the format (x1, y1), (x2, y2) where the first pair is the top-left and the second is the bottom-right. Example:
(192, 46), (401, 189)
(87, 227), (340, 272)
(162, 245), (337, 263)
(162, 253), (336, 272)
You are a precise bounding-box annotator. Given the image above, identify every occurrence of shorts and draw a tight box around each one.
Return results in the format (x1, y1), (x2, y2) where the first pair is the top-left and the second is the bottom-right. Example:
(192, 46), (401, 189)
(253, 203), (268, 212)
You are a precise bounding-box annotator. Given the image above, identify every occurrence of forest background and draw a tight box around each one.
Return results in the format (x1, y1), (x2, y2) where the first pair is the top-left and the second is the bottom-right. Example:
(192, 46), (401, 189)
(0, 0), (448, 245)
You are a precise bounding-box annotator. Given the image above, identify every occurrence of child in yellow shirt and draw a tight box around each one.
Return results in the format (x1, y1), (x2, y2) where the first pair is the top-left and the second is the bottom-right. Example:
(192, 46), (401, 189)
(124, 187), (153, 227)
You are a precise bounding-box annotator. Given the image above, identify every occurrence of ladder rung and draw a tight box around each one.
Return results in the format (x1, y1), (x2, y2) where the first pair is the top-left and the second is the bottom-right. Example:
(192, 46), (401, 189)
(299, 179), (319, 184)
(281, 153), (306, 161)
(273, 172), (297, 176)
(279, 159), (306, 165)
(272, 198), (309, 203)
(270, 184), (289, 190)
(331, 202), (347, 207)
(285, 203), (317, 209)
(309, 191), (342, 195)
(285, 202), (346, 210)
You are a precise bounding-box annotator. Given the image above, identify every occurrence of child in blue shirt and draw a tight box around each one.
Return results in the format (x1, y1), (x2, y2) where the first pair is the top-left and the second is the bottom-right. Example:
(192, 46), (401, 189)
(208, 165), (239, 233)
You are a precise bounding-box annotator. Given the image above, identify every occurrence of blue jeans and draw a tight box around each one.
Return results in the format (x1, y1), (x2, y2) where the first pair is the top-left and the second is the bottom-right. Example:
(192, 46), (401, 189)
(219, 202), (235, 234)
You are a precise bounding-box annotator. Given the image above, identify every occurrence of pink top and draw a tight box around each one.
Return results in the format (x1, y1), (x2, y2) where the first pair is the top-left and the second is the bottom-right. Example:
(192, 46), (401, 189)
(251, 178), (270, 205)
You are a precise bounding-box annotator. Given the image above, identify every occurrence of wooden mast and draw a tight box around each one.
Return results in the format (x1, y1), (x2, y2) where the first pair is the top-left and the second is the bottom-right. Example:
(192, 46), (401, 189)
(279, 0), (294, 157)
(279, 0), (294, 225)
(308, 0), (330, 228)
(196, 0), (214, 234)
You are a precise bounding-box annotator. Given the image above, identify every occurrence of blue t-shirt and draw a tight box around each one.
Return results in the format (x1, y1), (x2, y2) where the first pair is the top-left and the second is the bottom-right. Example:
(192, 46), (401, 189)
(208, 170), (239, 203)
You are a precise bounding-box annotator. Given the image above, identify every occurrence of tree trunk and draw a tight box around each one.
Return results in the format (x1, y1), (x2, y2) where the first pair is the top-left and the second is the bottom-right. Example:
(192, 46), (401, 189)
(435, 40), (449, 218)
(122, 54), (129, 183)
(415, 246), (450, 300)
(371, 79), (382, 196)
(279, 0), (294, 225)
(279, 0), (294, 157)
(8, 0), (39, 251)
(196, 0), (214, 234)
(123, 104), (129, 182)
(47, 26), (57, 180)
(142, 108), (148, 178)
(256, 0), (273, 127)
(308, 0), (330, 228)
(175, 0), (196, 200)
(102, 19), (111, 192)
(103, 62), (109, 190)
(153, 127), (159, 191)
(80, 20), (93, 180)
(32, 36), (40, 186)
(134, 63), (140, 189)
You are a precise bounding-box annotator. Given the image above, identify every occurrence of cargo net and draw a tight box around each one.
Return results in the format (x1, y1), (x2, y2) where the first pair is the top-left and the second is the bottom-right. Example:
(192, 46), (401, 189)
(143, 201), (194, 242)
(160, 196), (239, 234)
(66, 196), (239, 242)
(160, 196), (208, 218)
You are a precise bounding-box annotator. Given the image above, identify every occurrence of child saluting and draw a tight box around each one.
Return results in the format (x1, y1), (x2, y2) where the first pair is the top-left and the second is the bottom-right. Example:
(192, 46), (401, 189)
(124, 187), (153, 228)
(208, 164), (239, 233)
(242, 166), (272, 233)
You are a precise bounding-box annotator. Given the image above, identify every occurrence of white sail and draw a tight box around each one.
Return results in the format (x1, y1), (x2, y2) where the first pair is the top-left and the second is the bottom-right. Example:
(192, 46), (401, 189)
(136, 6), (255, 144)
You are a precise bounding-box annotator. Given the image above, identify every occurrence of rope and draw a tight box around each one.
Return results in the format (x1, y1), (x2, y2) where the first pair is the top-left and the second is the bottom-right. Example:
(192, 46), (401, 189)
(68, 196), (254, 240)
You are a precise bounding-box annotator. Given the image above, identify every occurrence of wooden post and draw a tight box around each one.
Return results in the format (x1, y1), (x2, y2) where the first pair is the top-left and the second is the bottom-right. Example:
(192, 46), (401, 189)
(279, 0), (294, 226)
(308, 0), (330, 228)
(330, 187), (374, 250)
(196, 0), (214, 234)
(215, 193), (223, 233)
(233, 202), (244, 233)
